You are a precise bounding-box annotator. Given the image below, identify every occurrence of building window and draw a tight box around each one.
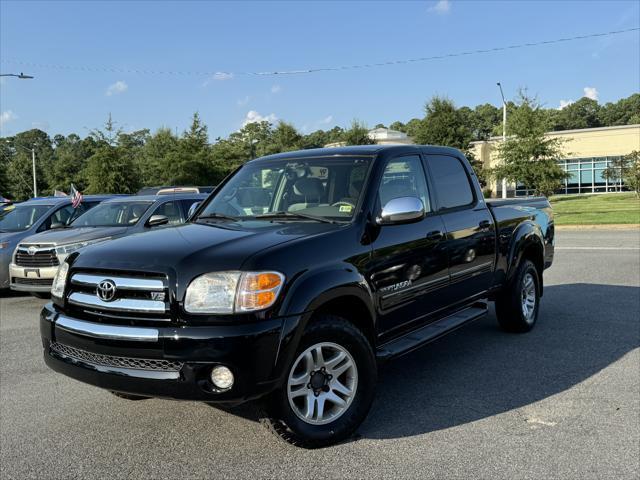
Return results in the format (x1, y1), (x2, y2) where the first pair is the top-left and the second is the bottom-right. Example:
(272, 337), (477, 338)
(514, 156), (630, 196)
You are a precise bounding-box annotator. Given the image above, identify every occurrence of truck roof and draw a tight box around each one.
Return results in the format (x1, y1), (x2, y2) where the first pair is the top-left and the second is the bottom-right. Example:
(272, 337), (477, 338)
(248, 144), (464, 163)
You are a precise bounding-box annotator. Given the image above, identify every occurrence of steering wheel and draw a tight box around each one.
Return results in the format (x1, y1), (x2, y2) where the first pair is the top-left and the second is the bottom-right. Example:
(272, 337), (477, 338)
(331, 200), (356, 208)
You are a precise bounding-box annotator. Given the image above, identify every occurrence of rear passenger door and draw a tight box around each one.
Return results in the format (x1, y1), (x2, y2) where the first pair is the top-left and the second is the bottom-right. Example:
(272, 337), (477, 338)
(423, 154), (496, 303)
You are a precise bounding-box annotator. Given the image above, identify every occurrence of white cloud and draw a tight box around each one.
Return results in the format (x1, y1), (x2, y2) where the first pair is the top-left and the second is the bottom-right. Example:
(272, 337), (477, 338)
(271, 84), (282, 94)
(106, 80), (128, 96)
(237, 96), (250, 106)
(0, 110), (17, 128)
(558, 99), (574, 110)
(429, 0), (451, 14)
(583, 86), (599, 101)
(203, 72), (234, 86)
(319, 115), (334, 124)
(242, 110), (277, 127)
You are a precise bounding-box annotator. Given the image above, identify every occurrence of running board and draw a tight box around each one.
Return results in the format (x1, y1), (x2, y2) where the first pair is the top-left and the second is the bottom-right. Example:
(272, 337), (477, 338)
(376, 303), (488, 361)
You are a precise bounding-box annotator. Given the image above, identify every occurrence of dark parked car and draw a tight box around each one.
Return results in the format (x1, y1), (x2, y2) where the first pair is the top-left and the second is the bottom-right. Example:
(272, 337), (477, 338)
(11, 194), (205, 296)
(40, 145), (554, 447)
(0, 196), (114, 293)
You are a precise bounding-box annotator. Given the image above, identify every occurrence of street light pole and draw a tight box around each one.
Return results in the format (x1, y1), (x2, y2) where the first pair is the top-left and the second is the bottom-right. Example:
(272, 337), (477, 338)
(31, 148), (37, 197)
(7, 142), (38, 198)
(497, 82), (508, 199)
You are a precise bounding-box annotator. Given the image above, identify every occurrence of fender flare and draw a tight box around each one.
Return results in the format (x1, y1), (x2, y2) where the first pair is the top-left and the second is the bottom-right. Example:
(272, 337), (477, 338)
(506, 221), (545, 290)
(271, 265), (376, 384)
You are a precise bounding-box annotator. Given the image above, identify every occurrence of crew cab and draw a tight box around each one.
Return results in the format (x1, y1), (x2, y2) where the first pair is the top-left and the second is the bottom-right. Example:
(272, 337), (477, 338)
(40, 145), (554, 448)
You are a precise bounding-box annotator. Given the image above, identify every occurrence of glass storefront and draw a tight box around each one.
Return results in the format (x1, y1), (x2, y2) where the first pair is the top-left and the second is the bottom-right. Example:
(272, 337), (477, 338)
(515, 156), (627, 196)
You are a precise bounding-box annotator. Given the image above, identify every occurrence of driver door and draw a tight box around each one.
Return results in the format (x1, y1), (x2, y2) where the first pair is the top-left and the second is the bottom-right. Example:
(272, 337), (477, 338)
(366, 155), (449, 338)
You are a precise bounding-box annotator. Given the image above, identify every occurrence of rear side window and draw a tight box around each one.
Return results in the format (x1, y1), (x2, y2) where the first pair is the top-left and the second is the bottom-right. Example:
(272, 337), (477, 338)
(426, 155), (474, 209)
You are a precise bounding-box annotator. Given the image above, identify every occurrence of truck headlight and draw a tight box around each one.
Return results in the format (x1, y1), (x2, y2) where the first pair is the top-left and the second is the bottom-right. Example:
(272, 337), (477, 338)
(51, 262), (70, 299)
(184, 271), (284, 314)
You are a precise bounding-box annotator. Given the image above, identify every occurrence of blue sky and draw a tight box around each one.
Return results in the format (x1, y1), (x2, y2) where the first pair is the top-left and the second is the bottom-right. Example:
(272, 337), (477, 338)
(1, 0), (639, 139)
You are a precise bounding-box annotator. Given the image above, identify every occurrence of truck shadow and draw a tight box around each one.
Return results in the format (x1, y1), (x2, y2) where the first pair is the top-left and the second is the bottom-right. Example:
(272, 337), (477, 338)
(359, 283), (640, 440)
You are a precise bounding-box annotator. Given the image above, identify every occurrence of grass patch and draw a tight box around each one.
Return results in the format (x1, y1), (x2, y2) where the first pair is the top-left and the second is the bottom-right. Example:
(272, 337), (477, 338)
(549, 193), (640, 225)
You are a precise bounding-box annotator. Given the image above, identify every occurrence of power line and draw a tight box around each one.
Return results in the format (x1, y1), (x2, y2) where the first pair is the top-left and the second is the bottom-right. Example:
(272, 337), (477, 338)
(1, 27), (638, 77)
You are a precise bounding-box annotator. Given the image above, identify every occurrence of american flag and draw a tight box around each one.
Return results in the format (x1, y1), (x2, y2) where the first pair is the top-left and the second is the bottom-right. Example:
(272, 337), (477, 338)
(70, 184), (83, 208)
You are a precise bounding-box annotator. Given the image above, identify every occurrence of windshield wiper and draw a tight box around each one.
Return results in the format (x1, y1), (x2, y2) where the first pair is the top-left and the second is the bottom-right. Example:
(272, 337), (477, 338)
(197, 213), (239, 222)
(253, 211), (338, 224)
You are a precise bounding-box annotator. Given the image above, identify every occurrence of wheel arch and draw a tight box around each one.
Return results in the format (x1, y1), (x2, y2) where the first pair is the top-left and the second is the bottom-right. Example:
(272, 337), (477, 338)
(507, 221), (545, 295)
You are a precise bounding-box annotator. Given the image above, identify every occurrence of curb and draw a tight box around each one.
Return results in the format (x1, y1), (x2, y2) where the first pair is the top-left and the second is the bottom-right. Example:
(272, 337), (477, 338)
(555, 224), (640, 230)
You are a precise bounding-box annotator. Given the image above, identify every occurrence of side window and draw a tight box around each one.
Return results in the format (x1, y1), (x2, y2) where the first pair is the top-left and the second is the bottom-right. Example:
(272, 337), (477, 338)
(49, 205), (75, 227)
(153, 201), (183, 224)
(426, 155), (474, 209)
(67, 201), (97, 225)
(378, 155), (430, 212)
(180, 199), (200, 218)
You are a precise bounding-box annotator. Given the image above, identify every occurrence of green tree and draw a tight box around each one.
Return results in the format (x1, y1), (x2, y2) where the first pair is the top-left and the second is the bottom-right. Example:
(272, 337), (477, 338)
(161, 113), (216, 185)
(46, 133), (93, 192)
(599, 93), (640, 126)
(413, 96), (474, 149)
(85, 146), (140, 194)
(138, 128), (179, 186)
(4, 129), (53, 200)
(602, 151), (640, 197)
(553, 97), (601, 130)
(341, 120), (374, 145)
(492, 92), (568, 197)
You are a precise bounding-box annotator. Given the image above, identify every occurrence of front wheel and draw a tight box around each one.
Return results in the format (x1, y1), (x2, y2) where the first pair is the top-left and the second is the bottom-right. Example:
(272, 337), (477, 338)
(261, 315), (377, 448)
(495, 259), (540, 333)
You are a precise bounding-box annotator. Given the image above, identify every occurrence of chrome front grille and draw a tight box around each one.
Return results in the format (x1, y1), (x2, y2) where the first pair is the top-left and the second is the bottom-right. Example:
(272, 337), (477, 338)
(50, 342), (183, 372)
(67, 271), (170, 321)
(15, 245), (59, 267)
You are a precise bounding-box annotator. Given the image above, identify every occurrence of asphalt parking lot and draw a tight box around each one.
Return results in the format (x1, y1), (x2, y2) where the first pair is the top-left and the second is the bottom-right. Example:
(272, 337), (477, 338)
(1, 229), (639, 479)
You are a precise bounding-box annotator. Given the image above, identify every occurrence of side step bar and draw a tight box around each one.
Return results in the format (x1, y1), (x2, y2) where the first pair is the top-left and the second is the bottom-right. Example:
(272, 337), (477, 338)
(376, 302), (488, 361)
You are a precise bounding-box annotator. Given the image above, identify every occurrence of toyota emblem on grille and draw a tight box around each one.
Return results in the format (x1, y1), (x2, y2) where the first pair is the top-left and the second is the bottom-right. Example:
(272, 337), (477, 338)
(27, 246), (37, 256)
(97, 279), (117, 302)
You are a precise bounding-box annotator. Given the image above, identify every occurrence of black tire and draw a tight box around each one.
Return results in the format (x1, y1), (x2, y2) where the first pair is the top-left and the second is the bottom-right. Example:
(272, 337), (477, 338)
(30, 292), (50, 299)
(495, 259), (540, 333)
(261, 315), (377, 448)
(109, 391), (150, 401)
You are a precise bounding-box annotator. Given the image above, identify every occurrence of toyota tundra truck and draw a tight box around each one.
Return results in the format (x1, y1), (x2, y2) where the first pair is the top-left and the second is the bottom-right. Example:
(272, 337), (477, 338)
(40, 145), (554, 448)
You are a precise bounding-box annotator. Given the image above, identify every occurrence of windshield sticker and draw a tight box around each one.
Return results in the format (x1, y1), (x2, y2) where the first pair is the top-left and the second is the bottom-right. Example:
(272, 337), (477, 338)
(339, 205), (353, 213)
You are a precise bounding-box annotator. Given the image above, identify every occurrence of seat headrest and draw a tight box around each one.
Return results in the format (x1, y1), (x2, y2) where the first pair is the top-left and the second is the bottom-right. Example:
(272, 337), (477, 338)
(293, 177), (324, 198)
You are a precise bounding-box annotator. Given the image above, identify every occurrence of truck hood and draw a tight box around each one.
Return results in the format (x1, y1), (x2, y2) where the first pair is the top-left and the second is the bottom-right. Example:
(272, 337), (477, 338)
(72, 221), (340, 276)
(20, 226), (130, 246)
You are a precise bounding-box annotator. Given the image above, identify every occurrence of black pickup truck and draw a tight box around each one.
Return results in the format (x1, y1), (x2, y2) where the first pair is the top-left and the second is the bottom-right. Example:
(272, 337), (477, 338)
(41, 145), (554, 448)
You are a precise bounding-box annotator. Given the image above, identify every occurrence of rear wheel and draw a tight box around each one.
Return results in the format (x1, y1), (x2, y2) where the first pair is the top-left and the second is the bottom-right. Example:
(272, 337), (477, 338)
(495, 259), (540, 333)
(261, 315), (376, 448)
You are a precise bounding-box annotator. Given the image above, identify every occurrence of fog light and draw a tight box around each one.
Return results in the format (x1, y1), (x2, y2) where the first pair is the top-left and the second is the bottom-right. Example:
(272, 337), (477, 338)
(210, 366), (234, 390)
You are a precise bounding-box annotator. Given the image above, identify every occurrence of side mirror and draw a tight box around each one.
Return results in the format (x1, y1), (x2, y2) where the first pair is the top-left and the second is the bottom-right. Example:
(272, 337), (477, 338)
(50, 222), (65, 229)
(147, 215), (169, 227)
(187, 201), (201, 220)
(376, 197), (425, 225)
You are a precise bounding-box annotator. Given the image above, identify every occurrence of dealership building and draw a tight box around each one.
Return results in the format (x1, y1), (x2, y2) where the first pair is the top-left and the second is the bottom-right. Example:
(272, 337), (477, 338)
(326, 124), (639, 197)
(470, 124), (640, 197)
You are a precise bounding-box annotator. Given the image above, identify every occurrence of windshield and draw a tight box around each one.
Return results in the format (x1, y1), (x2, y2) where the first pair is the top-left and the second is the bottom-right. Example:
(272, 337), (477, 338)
(71, 201), (152, 227)
(199, 157), (371, 222)
(0, 204), (51, 232)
